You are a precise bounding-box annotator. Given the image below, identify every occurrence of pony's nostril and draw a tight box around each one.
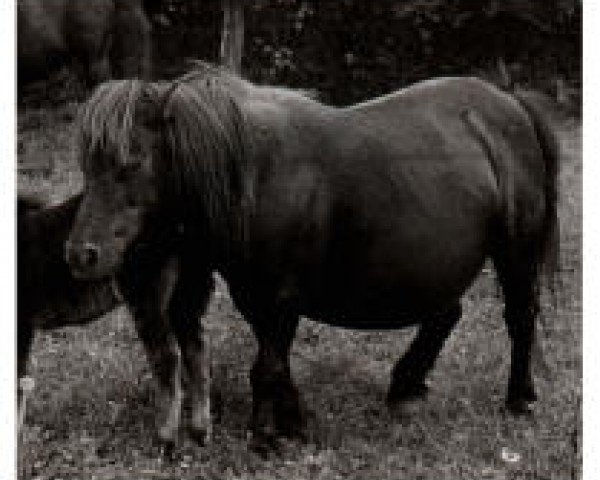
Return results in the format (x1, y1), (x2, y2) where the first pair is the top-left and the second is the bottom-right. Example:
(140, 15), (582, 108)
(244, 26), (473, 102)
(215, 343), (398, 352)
(114, 225), (128, 240)
(82, 242), (100, 268)
(66, 241), (101, 271)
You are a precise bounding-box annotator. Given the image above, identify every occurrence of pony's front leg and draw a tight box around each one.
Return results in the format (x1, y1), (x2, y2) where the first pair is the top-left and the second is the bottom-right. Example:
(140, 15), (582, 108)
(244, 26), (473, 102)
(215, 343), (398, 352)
(129, 308), (184, 447)
(168, 271), (215, 445)
(120, 259), (184, 448)
(249, 314), (303, 446)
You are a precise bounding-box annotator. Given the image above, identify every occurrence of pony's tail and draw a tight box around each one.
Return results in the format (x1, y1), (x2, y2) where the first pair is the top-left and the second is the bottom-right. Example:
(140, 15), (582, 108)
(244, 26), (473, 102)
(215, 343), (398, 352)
(513, 88), (561, 284)
(512, 88), (562, 376)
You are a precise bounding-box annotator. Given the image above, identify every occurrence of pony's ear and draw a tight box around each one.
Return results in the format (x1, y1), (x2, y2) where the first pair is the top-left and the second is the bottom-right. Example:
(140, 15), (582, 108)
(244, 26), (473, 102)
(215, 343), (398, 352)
(135, 84), (165, 131)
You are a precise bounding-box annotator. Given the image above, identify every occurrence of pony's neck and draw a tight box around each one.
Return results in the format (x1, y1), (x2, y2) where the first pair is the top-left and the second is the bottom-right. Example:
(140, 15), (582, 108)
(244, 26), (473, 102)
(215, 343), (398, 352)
(158, 75), (251, 258)
(158, 150), (248, 262)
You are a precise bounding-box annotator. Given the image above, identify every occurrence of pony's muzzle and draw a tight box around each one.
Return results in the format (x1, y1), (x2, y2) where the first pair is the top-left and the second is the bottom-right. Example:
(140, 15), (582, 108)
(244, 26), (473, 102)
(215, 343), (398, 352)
(65, 240), (101, 275)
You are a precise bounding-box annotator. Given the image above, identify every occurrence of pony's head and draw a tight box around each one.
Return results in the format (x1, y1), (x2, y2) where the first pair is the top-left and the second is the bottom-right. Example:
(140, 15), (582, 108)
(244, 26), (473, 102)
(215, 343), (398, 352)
(66, 79), (165, 278)
(66, 69), (248, 279)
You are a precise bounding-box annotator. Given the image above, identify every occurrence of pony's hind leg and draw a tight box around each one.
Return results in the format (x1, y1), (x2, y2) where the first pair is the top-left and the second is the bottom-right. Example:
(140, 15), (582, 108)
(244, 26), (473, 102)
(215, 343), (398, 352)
(494, 255), (539, 414)
(247, 312), (303, 448)
(167, 271), (215, 445)
(387, 303), (462, 409)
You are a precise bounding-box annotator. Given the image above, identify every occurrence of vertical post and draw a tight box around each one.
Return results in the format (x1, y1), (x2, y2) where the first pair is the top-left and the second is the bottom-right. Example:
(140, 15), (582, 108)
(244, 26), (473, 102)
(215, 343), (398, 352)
(220, 0), (244, 72)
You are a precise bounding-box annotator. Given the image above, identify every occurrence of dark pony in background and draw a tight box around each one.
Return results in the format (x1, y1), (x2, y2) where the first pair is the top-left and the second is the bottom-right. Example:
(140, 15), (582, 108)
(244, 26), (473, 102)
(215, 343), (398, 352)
(18, 193), (212, 445)
(66, 64), (560, 449)
(17, 0), (151, 90)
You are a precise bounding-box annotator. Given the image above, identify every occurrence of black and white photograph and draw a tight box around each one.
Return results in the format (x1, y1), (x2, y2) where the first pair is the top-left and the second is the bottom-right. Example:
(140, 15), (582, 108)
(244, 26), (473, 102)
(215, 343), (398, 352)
(14, 1), (582, 478)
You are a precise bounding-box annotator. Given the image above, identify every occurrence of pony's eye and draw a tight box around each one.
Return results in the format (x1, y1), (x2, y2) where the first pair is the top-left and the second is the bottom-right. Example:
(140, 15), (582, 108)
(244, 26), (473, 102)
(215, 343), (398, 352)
(116, 162), (141, 181)
(125, 190), (139, 207)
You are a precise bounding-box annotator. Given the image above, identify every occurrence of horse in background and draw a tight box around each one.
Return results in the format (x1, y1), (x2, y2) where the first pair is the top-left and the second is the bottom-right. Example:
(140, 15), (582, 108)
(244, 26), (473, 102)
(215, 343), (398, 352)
(17, 0), (151, 91)
(18, 192), (212, 446)
(65, 65), (560, 450)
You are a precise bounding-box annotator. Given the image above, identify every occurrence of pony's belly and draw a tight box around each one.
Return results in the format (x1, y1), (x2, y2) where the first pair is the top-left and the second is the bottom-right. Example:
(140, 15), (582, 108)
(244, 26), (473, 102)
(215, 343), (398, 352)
(303, 274), (470, 328)
(228, 211), (490, 329)
(302, 289), (436, 329)
(299, 234), (488, 327)
(306, 310), (422, 330)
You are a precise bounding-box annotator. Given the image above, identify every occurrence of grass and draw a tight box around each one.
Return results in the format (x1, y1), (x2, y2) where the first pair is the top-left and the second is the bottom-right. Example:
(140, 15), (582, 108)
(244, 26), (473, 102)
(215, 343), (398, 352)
(17, 102), (581, 480)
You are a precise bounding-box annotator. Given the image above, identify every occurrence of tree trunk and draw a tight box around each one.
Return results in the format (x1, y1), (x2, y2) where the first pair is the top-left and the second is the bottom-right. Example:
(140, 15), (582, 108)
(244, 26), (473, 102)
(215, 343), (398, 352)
(220, 0), (244, 73)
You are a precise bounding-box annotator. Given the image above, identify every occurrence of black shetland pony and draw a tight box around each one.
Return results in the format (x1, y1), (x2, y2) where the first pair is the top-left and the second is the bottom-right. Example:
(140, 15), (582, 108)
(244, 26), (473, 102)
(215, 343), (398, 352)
(18, 193), (211, 445)
(66, 65), (560, 448)
(17, 0), (151, 89)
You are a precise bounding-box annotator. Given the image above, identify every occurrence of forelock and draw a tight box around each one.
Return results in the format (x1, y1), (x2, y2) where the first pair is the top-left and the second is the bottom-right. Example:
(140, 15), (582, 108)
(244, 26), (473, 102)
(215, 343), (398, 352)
(77, 79), (145, 172)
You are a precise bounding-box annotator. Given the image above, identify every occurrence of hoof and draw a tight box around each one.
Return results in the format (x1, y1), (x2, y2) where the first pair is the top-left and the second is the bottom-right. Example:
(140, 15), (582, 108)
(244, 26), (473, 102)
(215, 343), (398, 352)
(188, 401), (213, 446)
(158, 424), (179, 451)
(250, 417), (278, 444)
(250, 389), (305, 455)
(387, 381), (430, 418)
(249, 416), (305, 456)
(506, 398), (536, 416)
(158, 438), (176, 460)
(275, 411), (306, 442)
(387, 381), (430, 405)
(188, 422), (212, 446)
(249, 437), (277, 459)
(248, 426), (279, 459)
(248, 429), (304, 459)
(388, 396), (427, 418)
(277, 425), (307, 445)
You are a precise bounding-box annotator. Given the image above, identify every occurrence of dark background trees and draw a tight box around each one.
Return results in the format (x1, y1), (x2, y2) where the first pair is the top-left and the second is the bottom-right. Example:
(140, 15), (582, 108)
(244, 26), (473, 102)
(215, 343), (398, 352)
(148, 0), (580, 107)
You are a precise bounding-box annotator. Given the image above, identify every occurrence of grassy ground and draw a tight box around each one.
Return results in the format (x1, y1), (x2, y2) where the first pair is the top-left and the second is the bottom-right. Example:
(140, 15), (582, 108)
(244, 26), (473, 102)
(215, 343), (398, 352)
(17, 101), (581, 480)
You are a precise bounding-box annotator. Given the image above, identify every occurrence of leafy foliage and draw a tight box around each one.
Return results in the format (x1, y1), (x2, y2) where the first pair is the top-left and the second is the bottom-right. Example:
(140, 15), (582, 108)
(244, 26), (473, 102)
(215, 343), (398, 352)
(148, 1), (580, 106)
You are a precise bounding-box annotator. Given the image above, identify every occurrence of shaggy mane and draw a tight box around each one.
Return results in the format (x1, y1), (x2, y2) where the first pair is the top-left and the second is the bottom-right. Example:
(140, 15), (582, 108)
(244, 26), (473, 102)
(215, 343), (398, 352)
(77, 79), (145, 172)
(160, 66), (251, 241)
(75, 64), (255, 245)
